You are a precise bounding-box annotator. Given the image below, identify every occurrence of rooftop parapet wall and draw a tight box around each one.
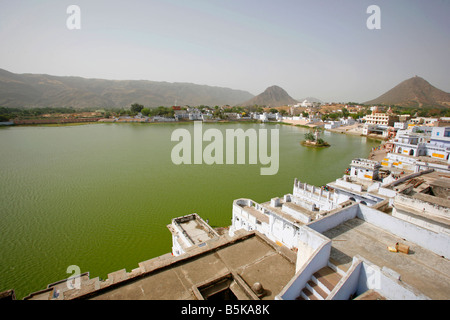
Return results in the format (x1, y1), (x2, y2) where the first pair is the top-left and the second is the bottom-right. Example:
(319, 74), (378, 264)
(355, 258), (429, 300)
(351, 158), (381, 170)
(357, 203), (450, 258)
(277, 225), (332, 299)
(230, 199), (272, 238)
(293, 178), (336, 211)
(306, 203), (360, 234)
(234, 199), (270, 215)
(394, 193), (450, 219)
(328, 256), (430, 300)
(333, 177), (363, 193)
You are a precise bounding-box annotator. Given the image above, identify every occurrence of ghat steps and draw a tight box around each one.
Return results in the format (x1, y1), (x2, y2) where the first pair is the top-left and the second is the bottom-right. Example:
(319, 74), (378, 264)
(296, 265), (343, 300)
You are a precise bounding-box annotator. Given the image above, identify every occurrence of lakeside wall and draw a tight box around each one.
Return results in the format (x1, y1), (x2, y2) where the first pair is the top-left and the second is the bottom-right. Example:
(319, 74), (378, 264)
(13, 118), (102, 125)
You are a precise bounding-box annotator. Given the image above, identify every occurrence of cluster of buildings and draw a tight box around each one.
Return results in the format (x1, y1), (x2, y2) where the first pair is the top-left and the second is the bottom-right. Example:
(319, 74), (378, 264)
(381, 124), (450, 174)
(361, 107), (450, 138)
(19, 127), (450, 300)
(100, 106), (254, 123)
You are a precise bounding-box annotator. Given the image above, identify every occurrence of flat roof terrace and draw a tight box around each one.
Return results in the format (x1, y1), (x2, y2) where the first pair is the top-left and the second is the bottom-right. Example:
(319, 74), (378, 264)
(76, 231), (297, 300)
(323, 218), (450, 300)
(168, 214), (219, 247)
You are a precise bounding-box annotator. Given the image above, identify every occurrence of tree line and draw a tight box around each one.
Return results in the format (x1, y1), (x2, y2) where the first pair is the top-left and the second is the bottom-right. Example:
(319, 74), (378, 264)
(0, 107), (77, 121)
(1, 103), (448, 122)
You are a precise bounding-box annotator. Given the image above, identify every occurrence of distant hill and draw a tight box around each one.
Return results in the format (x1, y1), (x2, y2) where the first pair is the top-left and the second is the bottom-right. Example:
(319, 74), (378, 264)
(0, 68), (254, 109)
(240, 85), (298, 107)
(364, 76), (450, 108)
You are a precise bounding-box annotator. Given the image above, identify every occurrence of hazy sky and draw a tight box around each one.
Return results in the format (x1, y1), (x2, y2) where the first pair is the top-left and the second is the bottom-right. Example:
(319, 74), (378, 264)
(0, 0), (449, 102)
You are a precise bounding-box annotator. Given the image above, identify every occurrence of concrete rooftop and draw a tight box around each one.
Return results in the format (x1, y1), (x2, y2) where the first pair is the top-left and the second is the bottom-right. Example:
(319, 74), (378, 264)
(323, 218), (450, 300)
(56, 231), (297, 300)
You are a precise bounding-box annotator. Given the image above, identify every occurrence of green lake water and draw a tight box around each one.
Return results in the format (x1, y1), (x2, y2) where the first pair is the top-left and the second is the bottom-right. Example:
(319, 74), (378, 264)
(0, 122), (379, 299)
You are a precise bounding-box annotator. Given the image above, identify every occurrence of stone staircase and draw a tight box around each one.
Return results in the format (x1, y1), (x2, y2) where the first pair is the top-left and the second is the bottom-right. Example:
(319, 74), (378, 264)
(296, 266), (343, 300)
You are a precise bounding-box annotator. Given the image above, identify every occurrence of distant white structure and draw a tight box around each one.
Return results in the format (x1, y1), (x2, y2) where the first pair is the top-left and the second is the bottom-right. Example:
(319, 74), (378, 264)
(301, 100), (314, 108)
(292, 99), (315, 108)
(394, 122), (408, 130)
(409, 117), (439, 126)
(341, 117), (355, 126)
(324, 121), (342, 130)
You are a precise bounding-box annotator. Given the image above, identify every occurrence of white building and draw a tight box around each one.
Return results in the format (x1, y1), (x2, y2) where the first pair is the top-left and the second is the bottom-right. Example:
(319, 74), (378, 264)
(394, 122), (408, 130)
(409, 117), (439, 126)
(386, 127), (450, 169)
(324, 121), (342, 130)
(188, 109), (202, 121)
(341, 117), (355, 126)
(228, 178), (345, 250)
(301, 100), (314, 108)
(167, 213), (220, 256)
(174, 110), (189, 120)
(426, 127), (450, 161)
(364, 112), (398, 126)
(393, 133), (428, 157)
(349, 158), (381, 181)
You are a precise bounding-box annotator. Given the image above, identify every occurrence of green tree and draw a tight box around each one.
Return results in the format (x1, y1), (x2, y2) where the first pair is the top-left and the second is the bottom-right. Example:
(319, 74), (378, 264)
(130, 103), (144, 114)
(329, 113), (339, 120)
(155, 106), (164, 115)
(342, 108), (350, 117)
(141, 108), (151, 117)
(304, 132), (315, 141)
